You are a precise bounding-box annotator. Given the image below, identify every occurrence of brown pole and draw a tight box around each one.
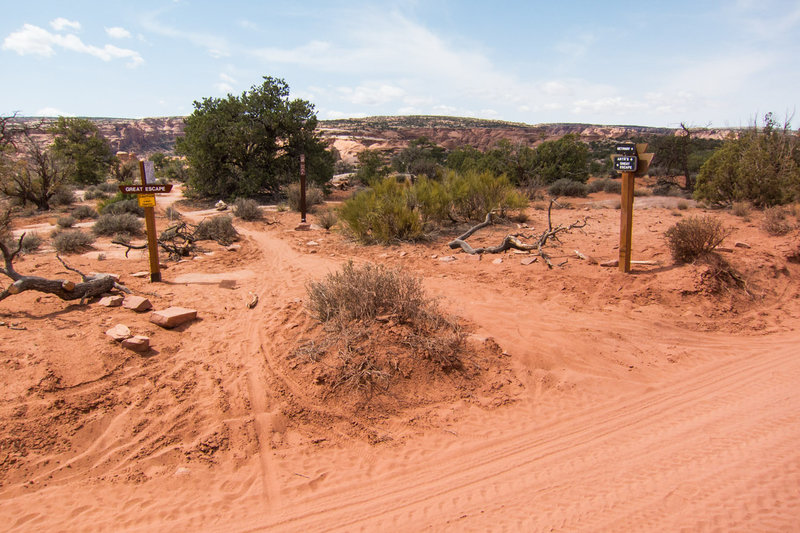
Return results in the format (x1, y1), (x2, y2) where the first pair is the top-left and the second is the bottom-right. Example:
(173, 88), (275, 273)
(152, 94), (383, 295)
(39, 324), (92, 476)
(618, 171), (635, 273)
(139, 161), (162, 282)
(299, 153), (307, 223)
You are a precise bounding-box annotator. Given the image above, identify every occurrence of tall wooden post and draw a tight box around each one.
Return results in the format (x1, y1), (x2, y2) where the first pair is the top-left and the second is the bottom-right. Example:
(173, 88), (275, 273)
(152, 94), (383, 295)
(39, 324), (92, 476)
(138, 161), (161, 282)
(619, 171), (635, 273)
(299, 153), (307, 223)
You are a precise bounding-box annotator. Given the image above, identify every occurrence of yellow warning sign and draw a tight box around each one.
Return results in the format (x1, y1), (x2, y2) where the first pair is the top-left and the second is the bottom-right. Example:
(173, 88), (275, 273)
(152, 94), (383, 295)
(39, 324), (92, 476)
(138, 194), (156, 207)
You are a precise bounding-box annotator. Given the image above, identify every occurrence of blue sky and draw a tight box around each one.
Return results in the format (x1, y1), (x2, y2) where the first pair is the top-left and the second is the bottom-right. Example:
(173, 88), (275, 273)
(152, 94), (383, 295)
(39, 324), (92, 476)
(1, 1), (798, 127)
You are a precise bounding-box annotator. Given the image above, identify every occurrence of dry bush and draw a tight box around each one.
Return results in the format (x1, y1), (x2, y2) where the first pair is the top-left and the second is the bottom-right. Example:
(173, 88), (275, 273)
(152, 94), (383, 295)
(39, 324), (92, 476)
(52, 230), (94, 254)
(164, 205), (182, 221)
(763, 206), (793, 236)
(317, 209), (338, 230)
(93, 213), (143, 237)
(665, 215), (731, 263)
(2, 232), (42, 254)
(307, 261), (429, 324)
(56, 215), (76, 228)
(304, 262), (468, 400)
(194, 215), (238, 245)
(284, 183), (325, 212)
(731, 201), (751, 217)
(72, 205), (98, 220)
(232, 198), (263, 221)
(676, 199), (689, 210)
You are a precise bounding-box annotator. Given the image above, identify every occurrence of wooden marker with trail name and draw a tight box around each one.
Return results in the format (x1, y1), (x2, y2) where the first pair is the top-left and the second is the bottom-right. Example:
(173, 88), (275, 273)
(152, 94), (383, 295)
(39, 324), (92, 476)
(612, 143), (654, 273)
(118, 161), (173, 282)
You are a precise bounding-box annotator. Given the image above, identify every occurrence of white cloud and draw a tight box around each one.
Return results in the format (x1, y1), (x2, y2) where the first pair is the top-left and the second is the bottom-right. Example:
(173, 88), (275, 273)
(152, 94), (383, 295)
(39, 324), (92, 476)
(106, 26), (131, 39)
(34, 106), (74, 117)
(2, 23), (144, 67)
(219, 73), (237, 84)
(215, 82), (234, 94)
(141, 12), (230, 58)
(337, 84), (406, 106)
(50, 18), (80, 31)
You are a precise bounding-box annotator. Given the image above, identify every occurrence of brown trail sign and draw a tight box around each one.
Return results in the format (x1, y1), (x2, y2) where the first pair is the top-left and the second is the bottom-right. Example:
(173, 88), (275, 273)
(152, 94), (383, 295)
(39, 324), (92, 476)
(117, 161), (173, 282)
(612, 143), (654, 273)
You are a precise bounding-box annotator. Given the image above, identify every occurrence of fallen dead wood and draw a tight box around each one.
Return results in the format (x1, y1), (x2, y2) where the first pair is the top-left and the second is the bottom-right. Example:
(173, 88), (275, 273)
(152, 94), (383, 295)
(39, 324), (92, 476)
(448, 200), (588, 268)
(0, 234), (131, 303)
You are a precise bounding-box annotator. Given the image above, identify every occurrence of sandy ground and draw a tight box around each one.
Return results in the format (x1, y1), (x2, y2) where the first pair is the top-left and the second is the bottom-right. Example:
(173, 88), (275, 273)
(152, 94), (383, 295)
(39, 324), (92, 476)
(1, 187), (800, 532)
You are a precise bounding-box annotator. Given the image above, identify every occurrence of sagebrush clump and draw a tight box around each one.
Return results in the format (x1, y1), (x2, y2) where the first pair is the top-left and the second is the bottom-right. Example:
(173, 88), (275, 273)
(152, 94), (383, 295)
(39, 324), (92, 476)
(93, 213), (143, 237)
(232, 198), (263, 220)
(664, 215), (731, 263)
(194, 215), (238, 245)
(52, 230), (95, 254)
(284, 183), (325, 212)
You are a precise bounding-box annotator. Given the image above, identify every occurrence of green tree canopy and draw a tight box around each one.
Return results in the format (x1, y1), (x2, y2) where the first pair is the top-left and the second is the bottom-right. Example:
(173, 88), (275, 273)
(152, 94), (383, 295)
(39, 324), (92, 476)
(50, 117), (114, 185)
(391, 137), (447, 179)
(694, 113), (800, 207)
(529, 134), (589, 184)
(177, 77), (334, 199)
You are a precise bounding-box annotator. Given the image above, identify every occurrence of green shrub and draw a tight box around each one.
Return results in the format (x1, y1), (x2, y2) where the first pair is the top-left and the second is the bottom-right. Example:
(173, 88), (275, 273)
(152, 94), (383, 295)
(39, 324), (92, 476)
(410, 176), (452, 223)
(548, 178), (588, 197)
(763, 206), (793, 236)
(72, 205), (99, 219)
(284, 183), (325, 212)
(445, 169), (527, 221)
(98, 193), (144, 216)
(93, 213), (143, 237)
(194, 215), (238, 245)
(664, 216), (731, 263)
(52, 230), (95, 254)
(56, 215), (76, 228)
(338, 178), (423, 244)
(232, 198), (263, 220)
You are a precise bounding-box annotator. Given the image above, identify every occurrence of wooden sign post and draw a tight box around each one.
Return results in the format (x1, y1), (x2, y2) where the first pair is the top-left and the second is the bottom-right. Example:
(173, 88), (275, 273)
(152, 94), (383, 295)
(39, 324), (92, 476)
(612, 143), (654, 273)
(119, 163), (173, 282)
(299, 153), (307, 223)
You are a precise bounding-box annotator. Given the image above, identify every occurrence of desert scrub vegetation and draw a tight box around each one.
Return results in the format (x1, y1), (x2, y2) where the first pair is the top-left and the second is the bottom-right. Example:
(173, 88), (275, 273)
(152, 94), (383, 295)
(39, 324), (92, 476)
(762, 206), (794, 236)
(548, 178), (588, 197)
(694, 112), (800, 207)
(339, 170), (527, 244)
(99, 194), (144, 217)
(71, 205), (98, 220)
(587, 178), (622, 194)
(52, 229), (95, 254)
(283, 183), (325, 212)
(194, 215), (238, 245)
(92, 213), (143, 237)
(232, 198), (263, 220)
(302, 262), (467, 400)
(664, 215), (731, 263)
(2, 232), (42, 254)
(56, 214), (76, 228)
(316, 208), (338, 230)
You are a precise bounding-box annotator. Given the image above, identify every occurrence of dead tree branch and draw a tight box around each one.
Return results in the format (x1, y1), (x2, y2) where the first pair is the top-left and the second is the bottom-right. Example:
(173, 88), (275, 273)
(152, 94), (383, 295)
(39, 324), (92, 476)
(0, 234), (130, 303)
(447, 200), (588, 268)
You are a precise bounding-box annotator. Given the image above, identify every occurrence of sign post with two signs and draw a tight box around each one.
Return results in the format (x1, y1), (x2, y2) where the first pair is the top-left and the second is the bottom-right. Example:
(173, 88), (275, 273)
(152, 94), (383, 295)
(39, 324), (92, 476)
(611, 142), (654, 273)
(119, 162), (174, 282)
